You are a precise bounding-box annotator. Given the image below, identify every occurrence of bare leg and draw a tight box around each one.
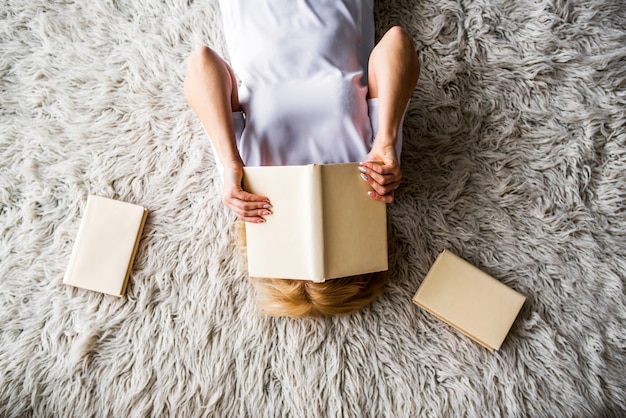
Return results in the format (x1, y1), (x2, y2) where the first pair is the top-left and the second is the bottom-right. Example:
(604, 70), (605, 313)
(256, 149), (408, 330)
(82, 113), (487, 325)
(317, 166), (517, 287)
(360, 26), (420, 203)
(184, 47), (271, 223)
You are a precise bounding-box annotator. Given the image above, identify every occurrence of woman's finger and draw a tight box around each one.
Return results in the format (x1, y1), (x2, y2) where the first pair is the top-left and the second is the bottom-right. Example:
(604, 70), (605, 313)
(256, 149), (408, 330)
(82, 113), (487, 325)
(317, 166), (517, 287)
(359, 168), (401, 191)
(360, 170), (399, 189)
(360, 160), (398, 176)
(228, 197), (272, 212)
(367, 189), (395, 204)
(360, 172), (400, 199)
(227, 202), (271, 223)
(223, 189), (272, 223)
(359, 164), (400, 185)
(232, 188), (270, 204)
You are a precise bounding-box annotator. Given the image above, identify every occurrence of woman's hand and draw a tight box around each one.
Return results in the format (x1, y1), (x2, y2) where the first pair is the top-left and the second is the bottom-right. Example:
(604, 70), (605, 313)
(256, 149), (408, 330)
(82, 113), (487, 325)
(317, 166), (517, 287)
(359, 143), (402, 203)
(222, 164), (272, 223)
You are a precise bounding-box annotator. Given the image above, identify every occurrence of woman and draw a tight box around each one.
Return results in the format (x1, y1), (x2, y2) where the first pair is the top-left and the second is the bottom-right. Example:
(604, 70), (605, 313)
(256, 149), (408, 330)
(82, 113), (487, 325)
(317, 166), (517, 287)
(185, 0), (420, 316)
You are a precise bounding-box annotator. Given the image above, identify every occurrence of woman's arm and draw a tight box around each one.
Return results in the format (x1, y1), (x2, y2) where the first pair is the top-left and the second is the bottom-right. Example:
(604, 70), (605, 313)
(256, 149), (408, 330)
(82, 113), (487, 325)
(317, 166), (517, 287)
(361, 26), (420, 203)
(184, 46), (271, 223)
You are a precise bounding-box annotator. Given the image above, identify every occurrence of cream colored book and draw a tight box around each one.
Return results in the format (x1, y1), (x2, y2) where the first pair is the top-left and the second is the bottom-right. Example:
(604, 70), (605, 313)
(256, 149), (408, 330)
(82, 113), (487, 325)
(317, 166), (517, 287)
(63, 195), (148, 297)
(413, 250), (526, 351)
(242, 163), (387, 282)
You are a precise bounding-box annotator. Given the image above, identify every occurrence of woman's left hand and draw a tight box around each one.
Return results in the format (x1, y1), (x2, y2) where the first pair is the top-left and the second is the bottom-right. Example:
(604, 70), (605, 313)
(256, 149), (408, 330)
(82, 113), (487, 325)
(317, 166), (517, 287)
(359, 144), (402, 203)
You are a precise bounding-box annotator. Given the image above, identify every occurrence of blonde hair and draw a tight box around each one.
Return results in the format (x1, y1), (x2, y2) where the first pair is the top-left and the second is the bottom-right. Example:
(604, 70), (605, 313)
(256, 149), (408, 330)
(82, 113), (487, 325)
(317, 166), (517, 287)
(250, 272), (388, 317)
(235, 221), (388, 317)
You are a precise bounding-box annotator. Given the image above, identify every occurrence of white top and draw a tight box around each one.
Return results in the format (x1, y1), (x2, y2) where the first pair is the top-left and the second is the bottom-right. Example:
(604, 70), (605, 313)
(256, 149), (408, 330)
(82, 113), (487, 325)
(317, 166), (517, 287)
(218, 0), (377, 166)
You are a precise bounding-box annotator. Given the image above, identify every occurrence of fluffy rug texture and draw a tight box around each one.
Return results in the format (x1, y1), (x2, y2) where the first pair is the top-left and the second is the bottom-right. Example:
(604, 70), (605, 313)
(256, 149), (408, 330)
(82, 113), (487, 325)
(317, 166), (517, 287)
(1, 0), (625, 416)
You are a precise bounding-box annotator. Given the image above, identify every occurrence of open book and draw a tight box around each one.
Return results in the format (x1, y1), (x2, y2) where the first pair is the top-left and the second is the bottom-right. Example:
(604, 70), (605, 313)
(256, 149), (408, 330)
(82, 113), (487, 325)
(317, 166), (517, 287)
(242, 163), (387, 282)
(413, 250), (526, 351)
(63, 195), (148, 296)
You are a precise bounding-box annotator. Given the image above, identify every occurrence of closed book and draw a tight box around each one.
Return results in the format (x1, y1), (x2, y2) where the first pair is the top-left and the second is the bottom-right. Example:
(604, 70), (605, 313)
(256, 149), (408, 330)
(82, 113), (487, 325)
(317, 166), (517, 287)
(242, 163), (387, 282)
(413, 250), (526, 351)
(63, 195), (148, 296)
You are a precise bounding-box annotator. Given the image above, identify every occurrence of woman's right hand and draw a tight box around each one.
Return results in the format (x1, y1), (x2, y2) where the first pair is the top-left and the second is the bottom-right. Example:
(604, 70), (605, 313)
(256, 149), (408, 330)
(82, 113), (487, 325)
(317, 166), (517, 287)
(222, 164), (272, 223)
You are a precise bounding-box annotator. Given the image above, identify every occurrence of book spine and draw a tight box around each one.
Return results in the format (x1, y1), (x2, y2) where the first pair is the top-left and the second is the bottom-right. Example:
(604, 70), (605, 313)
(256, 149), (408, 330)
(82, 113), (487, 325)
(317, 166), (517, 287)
(120, 208), (148, 295)
(309, 164), (325, 281)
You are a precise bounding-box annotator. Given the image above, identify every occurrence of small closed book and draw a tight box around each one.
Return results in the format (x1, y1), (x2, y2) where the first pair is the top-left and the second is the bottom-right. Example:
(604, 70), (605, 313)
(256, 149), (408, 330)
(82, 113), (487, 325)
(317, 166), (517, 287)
(413, 250), (526, 351)
(63, 195), (148, 297)
(242, 163), (387, 282)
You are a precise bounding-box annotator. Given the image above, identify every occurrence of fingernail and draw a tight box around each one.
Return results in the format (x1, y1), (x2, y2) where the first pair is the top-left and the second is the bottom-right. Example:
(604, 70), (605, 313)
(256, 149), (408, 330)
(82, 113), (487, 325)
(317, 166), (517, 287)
(262, 210), (271, 215)
(257, 218), (266, 223)
(360, 173), (369, 182)
(358, 166), (367, 173)
(368, 191), (376, 198)
(263, 204), (271, 209)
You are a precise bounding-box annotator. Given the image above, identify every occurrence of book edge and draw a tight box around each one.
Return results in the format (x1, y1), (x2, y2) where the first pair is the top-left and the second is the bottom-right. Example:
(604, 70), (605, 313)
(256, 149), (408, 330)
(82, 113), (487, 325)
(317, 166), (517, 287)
(119, 207), (148, 296)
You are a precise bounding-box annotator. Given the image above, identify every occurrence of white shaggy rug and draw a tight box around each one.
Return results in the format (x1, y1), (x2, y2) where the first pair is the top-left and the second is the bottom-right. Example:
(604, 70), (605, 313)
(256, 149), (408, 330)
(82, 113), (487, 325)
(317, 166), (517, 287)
(1, 0), (625, 416)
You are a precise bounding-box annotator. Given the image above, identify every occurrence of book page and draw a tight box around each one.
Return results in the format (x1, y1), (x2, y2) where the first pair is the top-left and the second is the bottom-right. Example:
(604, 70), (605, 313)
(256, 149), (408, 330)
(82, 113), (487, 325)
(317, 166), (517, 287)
(243, 165), (323, 280)
(320, 163), (388, 279)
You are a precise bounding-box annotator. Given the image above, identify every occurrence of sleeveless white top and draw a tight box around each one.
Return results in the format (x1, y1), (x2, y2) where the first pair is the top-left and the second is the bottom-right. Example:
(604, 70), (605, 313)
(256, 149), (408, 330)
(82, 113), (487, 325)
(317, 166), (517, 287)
(218, 0), (377, 166)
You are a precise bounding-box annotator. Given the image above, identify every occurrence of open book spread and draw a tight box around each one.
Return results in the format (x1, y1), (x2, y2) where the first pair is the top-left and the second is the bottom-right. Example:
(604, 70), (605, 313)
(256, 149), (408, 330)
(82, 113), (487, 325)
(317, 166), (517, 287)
(243, 163), (387, 282)
(63, 195), (148, 296)
(413, 250), (526, 351)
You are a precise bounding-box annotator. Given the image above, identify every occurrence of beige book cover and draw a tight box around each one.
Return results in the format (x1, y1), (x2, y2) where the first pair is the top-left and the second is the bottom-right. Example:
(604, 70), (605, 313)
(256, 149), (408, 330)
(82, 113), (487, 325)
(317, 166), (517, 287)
(63, 195), (148, 297)
(242, 163), (387, 282)
(412, 250), (526, 351)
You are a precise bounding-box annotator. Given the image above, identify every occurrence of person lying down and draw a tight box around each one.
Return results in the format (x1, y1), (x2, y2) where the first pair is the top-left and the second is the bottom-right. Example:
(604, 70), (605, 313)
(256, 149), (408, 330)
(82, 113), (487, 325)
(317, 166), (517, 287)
(184, 0), (420, 316)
